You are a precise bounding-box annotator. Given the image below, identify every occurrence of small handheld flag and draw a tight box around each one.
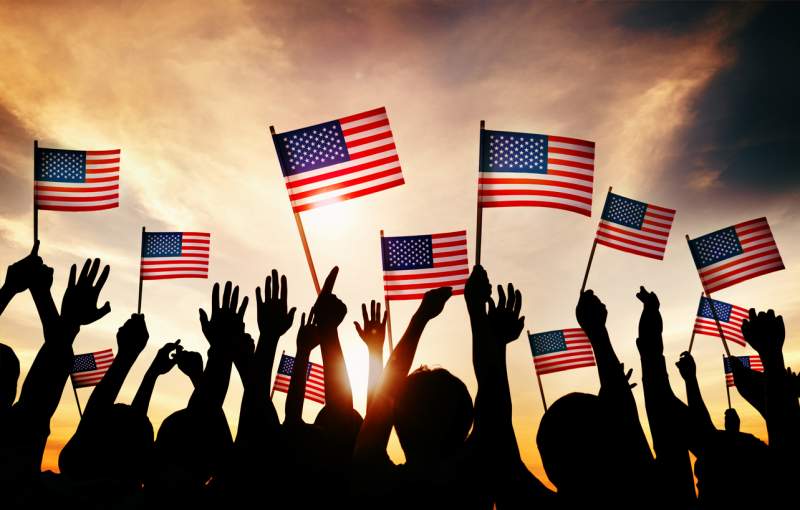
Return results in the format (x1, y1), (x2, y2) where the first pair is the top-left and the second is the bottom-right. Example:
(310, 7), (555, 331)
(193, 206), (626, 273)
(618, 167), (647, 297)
(528, 328), (595, 411)
(70, 349), (114, 388)
(688, 217), (784, 294)
(34, 146), (120, 212)
(140, 231), (210, 281)
(381, 230), (468, 300)
(272, 353), (325, 405)
(595, 192), (675, 260)
(694, 296), (749, 348)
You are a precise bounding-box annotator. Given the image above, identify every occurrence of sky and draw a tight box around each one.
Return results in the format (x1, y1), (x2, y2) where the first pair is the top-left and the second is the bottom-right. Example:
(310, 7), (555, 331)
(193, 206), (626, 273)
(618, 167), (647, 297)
(0, 0), (798, 487)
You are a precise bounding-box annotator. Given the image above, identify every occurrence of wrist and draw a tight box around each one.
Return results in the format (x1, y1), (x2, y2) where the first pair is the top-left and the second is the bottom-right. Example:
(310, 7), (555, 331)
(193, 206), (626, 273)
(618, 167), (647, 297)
(0, 283), (14, 303)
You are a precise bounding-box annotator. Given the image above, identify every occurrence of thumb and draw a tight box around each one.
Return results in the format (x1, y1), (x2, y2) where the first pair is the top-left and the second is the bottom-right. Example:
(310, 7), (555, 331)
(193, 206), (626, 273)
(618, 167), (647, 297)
(96, 302), (111, 320)
(354, 321), (364, 338)
(199, 308), (209, 328)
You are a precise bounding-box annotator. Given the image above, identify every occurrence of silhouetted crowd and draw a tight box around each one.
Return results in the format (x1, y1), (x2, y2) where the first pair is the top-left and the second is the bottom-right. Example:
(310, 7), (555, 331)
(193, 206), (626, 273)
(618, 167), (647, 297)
(0, 243), (797, 509)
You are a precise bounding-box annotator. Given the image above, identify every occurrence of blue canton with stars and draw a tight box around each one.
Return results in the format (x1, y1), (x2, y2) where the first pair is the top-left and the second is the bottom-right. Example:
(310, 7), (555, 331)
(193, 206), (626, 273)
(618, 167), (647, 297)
(689, 227), (743, 268)
(724, 356), (751, 374)
(601, 193), (648, 230)
(275, 121), (350, 176)
(381, 235), (434, 271)
(35, 148), (86, 183)
(529, 330), (567, 356)
(71, 353), (97, 374)
(480, 129), (547, 174)
(698, 297), (733, 322)
(277, 354), (312, 379)
(142, 233), (183, 258)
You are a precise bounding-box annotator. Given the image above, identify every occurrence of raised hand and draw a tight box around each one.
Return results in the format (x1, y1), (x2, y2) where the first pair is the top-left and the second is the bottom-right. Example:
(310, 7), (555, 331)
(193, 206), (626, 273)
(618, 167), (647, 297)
(116, 314), (149, 358)
(297, 311), (321, 353)
(313, 267), (347, 331)
(150, 340), (182, 375)
(176, 348), (204, 386)
(636, 286), (663, 339)
(255, 269), (296, 339)
(464, 264), (491, 314)
(675, 351), (696, 381)
(199, 281), (249, 356)
(354, 300), (387, 351)
(741, 308), (785, 360)
(2, 241), (43, 296)
(487, 283), (524, 345)
(575, 290), (607, 336)
(60, 258), (111, 328)
(416, 286), (453, 322)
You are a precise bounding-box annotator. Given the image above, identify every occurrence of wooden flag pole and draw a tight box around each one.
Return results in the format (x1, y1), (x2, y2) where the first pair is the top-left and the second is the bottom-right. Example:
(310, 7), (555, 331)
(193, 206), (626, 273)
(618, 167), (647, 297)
(33, 140), (39, 243)
(685, 235), (731, 357)
(269, 125), (321, 294)
(474, 120), (485, 265)
(529, 331), (548, 411)
(270, 350), (284, 400)
(687, 292), (704, 353)
(71, 379), (83, 417)
(580, 186), (612, 294)
(380, 230), (394, 352)
(137, 226), (145, 314)
(724, 355), (732, 409)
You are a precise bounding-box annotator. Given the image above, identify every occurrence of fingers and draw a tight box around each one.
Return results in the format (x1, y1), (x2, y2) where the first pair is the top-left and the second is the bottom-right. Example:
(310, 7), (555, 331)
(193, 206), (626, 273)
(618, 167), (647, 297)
(79, 259), (91, 283)
(96, 301), (111, 320)
(199, 308), (209, 328)
(87, 258), (100, 283)
(222, 281), (232, 310)
(271, 269), (279, 300)
(31, 240), (40, 256)
(376, 301), (381, 322)
(320, 266), (339, 295)
(280, 273), (288, 304)
(237, 296), (249, 320)
(212, 282), (220, 314)
(354, 321), (364, 338)
(300, 312), (307, 327)
(68, 264), (77, 289)
(256, 286), (263, 306)
(96, 264), (110, 290)
(231, 285), (240, 310)
(513, 289), (522, 317)
(361, 303), (369, 325)
(497, 284), (506, 309)
(287, 307), (296, 326)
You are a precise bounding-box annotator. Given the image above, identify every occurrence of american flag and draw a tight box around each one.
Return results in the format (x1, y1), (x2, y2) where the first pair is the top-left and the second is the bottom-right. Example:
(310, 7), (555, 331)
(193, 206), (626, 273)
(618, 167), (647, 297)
(272, 107), (404, 213)
(724, 355), (763, 387)
(694, 296), (748, 347)
(381, 230), (468, 300)
(529, 328), (595, 375)
(141, 232), (210, 280)
(595, 192), (675, 260)
(478, 129), (595, 216)
(34, 147), (120, 211)
(70, 349), (114, 388)
(272, 353), (325, 405)
(688, 217), (784, 294)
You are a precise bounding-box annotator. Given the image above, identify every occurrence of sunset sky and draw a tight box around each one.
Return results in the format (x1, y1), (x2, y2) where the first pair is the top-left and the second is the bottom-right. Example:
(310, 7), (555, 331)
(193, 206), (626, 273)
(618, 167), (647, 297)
(1, 1), (798, 486)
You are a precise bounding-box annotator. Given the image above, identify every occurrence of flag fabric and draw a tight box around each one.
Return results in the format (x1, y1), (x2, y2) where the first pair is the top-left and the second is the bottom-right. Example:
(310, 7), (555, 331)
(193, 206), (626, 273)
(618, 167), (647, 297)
(724, 355), (763, 387)
(272, 107), (404, 213)
(688, 217), (784, 294)
(272, 353), (325, 404)
(70, 349), (114, 388)
(694, 296), (749, 347)
(529, 328), (595, 375)
(478, 129), (595, 216)
(381, 230), (468, 300)
(595, 192), (675, 260)
(34, 147), (120, 211)
(140, 232), (210, 280)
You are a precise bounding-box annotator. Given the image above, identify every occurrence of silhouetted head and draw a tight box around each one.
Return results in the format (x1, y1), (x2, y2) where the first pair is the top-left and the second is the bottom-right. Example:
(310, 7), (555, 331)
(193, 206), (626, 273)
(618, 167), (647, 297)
(537, 393), (618, 498)
(394, 367), (473, 464)
(0, 343), (19, 410)
(314, 405), (363, 460)
(149, 408), (232, 491)
(724, 408), (740, 433)
(60, 403), (154, 486)
(695, 430), (772, 507)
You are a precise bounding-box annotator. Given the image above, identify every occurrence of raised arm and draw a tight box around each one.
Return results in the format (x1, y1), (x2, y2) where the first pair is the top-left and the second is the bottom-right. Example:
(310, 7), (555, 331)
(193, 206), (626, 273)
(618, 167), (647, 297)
(131, 340), (181, 415)
(285, 311), (320, 425)
(237, 270), (296, 440)
(741, 308), (799, 454)
(313, 267), (352, 414)
(729, 357), (766, 418)
(0, 242), (45, 317)
(675, 351), (714, 443)
(190, 281), (248, 412)
(353, 286), (451, 464)
(354, 300), (387, 409)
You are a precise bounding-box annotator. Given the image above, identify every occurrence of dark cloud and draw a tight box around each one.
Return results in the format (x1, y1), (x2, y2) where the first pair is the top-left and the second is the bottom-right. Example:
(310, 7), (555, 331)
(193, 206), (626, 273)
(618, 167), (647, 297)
(617, 1), (717, 34)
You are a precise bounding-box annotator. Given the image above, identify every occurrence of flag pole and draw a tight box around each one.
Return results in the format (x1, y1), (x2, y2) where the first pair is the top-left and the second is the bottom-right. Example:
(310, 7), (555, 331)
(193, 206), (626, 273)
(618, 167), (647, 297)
(33, 140), (39, 243)
(687, 292), (704, 353)
(529, 331), (548, 411)
(475, 120), (485, 265)
(71, 379), (83, 417)
(724, 355), (732, 409)
(270, 350), (284, 400)
(137, 226), (145, 314)
(269, 125), (321, 294)
(580, 186), (612, 293)
(380, 230), (394, 352)
(685, 235), (731, 357)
